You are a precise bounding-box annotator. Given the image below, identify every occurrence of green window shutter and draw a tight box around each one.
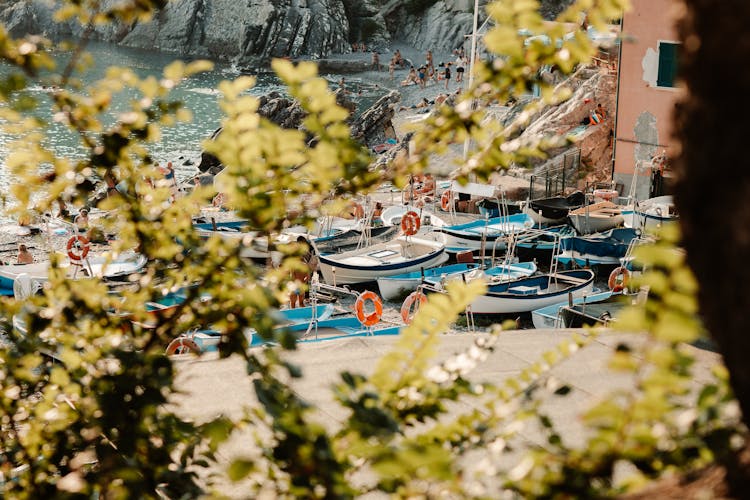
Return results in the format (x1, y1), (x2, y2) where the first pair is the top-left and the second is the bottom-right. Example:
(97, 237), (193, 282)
(657, 42), (679, 87)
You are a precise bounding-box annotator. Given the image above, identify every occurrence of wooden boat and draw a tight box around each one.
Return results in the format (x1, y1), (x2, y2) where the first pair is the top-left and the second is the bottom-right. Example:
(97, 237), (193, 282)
(531, 290), (619, 329)
(283, 315), (402, 343)
(468, 269), (595, 314)
(309, 225), (399, 254)
(477, 198), (523, 218)
(568, 201), (625, 234)
(421, 261), (538, 289)
(193, 220), (287, 261)
(165, 304), (338, 353)
(522, 191), (586, 224)
(376, 262), (480, 301)
(194, 219), (397, 258)
(434, 213), (534, 253)
(555, 228), (639, 269)
(514, 224), (575, 264)
(0, 251), (147, 295)
(316, 235), (448, 285)
(558, 293), (627, 328)
(380, 206), (447, 230)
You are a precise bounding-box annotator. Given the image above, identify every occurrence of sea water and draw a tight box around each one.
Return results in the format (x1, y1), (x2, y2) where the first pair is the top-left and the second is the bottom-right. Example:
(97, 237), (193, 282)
(0, 40), (385, 196)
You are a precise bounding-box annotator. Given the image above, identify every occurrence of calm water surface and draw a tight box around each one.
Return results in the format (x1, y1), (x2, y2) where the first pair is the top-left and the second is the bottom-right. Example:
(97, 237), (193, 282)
(0, 41), (384, 197)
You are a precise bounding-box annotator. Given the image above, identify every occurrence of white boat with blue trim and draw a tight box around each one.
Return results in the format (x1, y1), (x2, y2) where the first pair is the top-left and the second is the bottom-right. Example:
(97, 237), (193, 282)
(316, 235), (448, 285)
(434, 213), (534, 252)
(469, 269), (595, 314)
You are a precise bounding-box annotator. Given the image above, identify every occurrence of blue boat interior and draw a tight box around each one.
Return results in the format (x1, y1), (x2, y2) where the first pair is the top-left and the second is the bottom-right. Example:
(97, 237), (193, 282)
(487, 270), (593, 295)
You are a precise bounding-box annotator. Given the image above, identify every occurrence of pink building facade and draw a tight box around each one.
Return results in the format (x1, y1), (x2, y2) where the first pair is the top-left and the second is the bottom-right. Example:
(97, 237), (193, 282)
(613, 0), (682, 200)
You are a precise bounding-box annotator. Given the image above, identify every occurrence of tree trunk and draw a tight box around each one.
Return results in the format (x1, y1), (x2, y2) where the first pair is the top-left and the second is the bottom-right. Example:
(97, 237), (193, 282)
(673, 0), (750, 490)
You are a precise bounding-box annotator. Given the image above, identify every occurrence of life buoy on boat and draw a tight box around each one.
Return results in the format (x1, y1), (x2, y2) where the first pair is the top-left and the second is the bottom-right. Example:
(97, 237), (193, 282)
(440, 190), (452, 211)
(608, 266), (631, 292)
(165, 336), (202, 356)
(400, 211), (421, 236)
(401, 290), (428, 324)
(355, 290), (383, 327)
(66, 235), (90, 262)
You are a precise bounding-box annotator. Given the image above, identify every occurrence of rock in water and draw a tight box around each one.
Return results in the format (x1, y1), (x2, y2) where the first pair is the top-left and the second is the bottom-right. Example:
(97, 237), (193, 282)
(198, 89), (399, 173)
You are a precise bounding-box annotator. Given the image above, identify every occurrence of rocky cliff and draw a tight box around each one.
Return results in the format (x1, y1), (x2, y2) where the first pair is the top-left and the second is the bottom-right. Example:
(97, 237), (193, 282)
(0, 0), (574, 65)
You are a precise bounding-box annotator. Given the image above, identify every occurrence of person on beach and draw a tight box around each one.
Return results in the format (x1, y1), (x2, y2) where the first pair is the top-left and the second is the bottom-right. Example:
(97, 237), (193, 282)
(17, 244), (33, 265)
(290, 236), (318, 309)
(371, 51), (380, 71)
(56, 198), (71, 221)
(426, 50), (434, 72)
(418, 173), (436, 199)
(399, 97), (432, 111)
(596, 103), (608, 119)
(417, 66), (426, 88)
(372, 202), (384, 226)
(338, 77), (347, 93)
(435, 93), (449, 106)
(360, 42), (367, 52)
(400, 66), (417, 86)
(159, 161), (178, 201)
(394, 49), (404, 68)
(74, 208), (89, 233)
(444, 62), (452, 90)
(389, 58), (395, 81)
(455, 56), (465, 83)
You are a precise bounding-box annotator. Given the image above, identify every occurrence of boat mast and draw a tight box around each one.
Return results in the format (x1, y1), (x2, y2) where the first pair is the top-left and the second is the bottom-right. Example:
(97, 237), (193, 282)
(462, 0), (481, 163)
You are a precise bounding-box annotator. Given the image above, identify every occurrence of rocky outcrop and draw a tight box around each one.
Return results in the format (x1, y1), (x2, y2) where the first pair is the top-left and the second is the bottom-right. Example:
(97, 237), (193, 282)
(0, 0), (585, 66)
(198, 88), (399, 173)
(351, 91), (400, 147)
(0, 0), (351, 66)
(509, 65), (618, 186)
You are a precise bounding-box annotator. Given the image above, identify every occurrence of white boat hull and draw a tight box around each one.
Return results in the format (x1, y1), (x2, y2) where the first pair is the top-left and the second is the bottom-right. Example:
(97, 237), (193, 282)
(568, 213), (624, 234)
(0, 252), (146, 290)
(633, 196), (678, 230)
(377, 277), (421, 301)
(318, 236), (448, 285)
(469, 271), (595, 314)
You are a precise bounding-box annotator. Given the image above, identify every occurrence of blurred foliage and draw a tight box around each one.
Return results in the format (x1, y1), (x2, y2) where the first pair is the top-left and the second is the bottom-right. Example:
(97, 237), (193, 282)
(0, 0), (740, 498)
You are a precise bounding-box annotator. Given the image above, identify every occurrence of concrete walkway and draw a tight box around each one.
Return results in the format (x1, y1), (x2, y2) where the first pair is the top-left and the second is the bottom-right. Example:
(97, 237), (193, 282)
(172, 329), (722, 496)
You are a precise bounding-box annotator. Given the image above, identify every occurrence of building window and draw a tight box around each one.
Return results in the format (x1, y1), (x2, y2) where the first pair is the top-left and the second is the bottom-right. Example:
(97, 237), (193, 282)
(657, 41), (680, 88)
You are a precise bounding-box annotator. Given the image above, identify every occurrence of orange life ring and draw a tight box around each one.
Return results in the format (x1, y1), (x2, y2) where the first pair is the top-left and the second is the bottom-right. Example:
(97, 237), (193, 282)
(608, 266), (630, 291)
(400, 211), (421, 236)
(165, 336), (201, 356)
(355, 290), (383, 327)
(401, 290), (427, 324)
(441, 190), (452, 211)
(66, 235), (90, 262)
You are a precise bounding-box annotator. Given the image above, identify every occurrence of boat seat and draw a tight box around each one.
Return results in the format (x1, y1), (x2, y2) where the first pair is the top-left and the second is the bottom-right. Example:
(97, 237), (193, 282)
(509, 285), (539, 295)
(548, 273), (589, 285)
